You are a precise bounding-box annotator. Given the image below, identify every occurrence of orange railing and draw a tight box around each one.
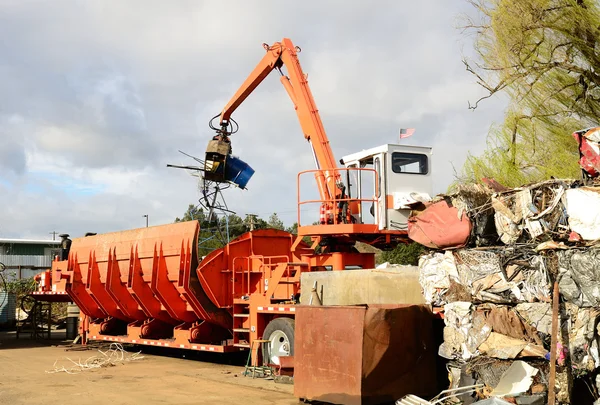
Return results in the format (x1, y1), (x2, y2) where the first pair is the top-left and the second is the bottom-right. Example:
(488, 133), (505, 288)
(232, 254), (290, 297)
(297, 167), (379, 226)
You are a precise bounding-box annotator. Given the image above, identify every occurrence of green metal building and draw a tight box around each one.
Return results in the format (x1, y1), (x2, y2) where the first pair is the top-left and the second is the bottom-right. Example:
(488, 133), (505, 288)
(0, 238), (62, 279)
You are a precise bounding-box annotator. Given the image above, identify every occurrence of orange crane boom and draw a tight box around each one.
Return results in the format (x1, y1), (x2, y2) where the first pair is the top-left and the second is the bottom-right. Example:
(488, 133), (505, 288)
(216, 38), (343, 204)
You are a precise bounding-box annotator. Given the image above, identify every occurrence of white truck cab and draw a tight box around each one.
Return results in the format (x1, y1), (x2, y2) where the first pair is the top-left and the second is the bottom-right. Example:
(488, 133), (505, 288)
(340, 144), (433, 231)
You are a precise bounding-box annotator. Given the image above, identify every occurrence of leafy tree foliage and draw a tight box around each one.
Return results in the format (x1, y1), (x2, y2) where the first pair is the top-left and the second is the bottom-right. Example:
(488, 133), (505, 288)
(286, 222), (298, 235)
(1, 275), (36, 299)
(175, 204), (206, 223)
(267, 213), (285, 230)
(0, 265), (37, 316)
(175, 205), (290, 256)
(459, 0), (600, 187)
(379, 243), (427, 266)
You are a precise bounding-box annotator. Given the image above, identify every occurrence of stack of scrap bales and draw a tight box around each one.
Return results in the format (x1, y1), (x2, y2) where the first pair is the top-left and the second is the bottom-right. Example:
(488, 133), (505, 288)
(413, 179), (600, 404)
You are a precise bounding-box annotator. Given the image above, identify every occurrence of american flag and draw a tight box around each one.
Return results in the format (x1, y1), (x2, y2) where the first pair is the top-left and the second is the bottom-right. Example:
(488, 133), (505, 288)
(399, 128), (415, 139)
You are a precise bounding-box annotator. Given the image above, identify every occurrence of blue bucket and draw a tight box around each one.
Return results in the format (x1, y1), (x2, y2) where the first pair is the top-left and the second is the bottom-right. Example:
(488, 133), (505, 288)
(225, 155), (255, 189)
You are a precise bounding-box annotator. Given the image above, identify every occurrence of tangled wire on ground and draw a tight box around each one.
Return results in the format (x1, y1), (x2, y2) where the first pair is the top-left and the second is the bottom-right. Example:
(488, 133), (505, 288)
(46, 343), (144, 374)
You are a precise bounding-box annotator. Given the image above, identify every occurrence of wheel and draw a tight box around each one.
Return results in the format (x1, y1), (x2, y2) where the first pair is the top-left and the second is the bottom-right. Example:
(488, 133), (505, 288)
(262, 317), (295, 365)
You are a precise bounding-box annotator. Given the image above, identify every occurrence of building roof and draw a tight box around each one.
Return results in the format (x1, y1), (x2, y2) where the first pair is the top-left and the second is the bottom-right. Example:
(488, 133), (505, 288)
(0, 238), (61, 245)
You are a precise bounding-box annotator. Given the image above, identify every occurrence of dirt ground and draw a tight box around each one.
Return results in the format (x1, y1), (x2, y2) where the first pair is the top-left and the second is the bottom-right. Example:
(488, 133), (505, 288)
(0, 332), (297, 405)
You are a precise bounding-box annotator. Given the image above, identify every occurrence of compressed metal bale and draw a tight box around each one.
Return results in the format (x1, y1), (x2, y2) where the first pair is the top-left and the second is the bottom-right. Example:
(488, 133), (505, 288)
(454, 250), (503, 283)
(418, 249), (550, 305)
(565, 187), (600, 240)
(467, 358), (514, 391)
(558, 249), (600, 307)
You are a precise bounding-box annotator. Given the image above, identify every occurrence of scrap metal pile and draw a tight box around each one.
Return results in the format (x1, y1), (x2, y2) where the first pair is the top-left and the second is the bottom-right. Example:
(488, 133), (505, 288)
(412, 178), (600, 404)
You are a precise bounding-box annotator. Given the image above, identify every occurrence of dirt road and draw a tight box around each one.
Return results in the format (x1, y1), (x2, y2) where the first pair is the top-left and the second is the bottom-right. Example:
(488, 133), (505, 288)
(0, 334), (297, 405)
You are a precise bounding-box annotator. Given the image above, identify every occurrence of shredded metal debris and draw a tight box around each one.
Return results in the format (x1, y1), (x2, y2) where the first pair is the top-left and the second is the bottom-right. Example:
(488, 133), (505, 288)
(414, 176), (600, 403)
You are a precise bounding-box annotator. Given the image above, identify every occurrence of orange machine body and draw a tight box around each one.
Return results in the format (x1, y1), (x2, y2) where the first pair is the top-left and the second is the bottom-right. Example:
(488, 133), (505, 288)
(37, 221), (372, 355)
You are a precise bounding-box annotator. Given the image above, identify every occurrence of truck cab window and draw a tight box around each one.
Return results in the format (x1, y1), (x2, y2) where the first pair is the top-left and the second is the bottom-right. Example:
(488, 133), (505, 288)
(391, 152), (428, 175)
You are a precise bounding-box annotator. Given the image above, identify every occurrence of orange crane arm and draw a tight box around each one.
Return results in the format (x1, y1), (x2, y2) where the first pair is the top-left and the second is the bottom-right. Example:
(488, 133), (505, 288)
(217, 38), (342, 202)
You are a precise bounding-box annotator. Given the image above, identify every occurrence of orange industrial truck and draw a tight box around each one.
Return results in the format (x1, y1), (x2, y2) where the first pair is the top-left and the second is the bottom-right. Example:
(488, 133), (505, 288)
(33, 38), (433, 367)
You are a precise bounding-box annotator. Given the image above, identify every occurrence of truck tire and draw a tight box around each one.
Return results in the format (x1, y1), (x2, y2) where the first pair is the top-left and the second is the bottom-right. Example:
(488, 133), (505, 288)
(262, 317), (295, 365)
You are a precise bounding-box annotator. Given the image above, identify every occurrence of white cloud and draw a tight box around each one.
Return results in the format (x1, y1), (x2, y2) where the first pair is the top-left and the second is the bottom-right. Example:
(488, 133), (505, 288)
(0, 1), (505, 239)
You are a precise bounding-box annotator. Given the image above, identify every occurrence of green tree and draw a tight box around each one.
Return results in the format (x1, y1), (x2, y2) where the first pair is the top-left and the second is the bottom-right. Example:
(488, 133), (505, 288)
(286, 222), (298, 235)
(267, 213), (285, 230)
(175, 204), (206, 223)
(224, 214), (247, 239)
(0, 264), (37, 316)
(458, 0), (599, 187)
(175, 205), (280, 256)
(379, 243), (426, 266)
(1, 275), (36, 300)
(243, 214), (268, 231)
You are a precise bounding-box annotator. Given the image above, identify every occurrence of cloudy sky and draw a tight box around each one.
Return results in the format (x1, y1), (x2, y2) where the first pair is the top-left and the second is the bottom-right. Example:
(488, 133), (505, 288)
(0, 1), (506, 239)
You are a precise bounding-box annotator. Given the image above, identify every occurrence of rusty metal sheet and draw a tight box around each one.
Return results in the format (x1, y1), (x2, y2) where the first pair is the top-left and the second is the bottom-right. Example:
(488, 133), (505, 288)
(295, 306), (364, 405)
(408, 200), (472, 249)
(294, 304), (437, 405)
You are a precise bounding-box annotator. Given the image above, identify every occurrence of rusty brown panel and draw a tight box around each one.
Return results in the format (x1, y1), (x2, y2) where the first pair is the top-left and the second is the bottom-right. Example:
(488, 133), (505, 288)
(295, 306), (365, 405)
(294, 305), (437, 405)
(361, 304), (437, 404)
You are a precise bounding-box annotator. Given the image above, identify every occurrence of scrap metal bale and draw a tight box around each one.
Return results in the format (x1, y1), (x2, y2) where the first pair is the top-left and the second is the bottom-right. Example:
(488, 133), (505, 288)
(565, 187), (600, 240)
(491, 180), (572, 245)
(558, 248), (600, 307)
(418, 251), (458, 306)
(418, 248), (551, 306)
(439, 302), (491, 361)
(451, 183), (498, 247)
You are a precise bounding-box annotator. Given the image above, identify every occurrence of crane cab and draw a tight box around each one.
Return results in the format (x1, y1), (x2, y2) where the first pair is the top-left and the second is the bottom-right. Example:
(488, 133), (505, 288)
(340, 144), (433, 231)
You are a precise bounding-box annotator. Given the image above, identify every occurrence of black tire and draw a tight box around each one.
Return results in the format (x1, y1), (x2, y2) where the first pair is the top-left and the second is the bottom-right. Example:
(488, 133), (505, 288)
(262, 317), (295, 365)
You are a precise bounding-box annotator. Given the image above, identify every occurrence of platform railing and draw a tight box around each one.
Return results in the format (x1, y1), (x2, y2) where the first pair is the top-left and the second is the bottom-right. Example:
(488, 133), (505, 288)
(297, 167), (379, 227)
(231, 254), (291, 297)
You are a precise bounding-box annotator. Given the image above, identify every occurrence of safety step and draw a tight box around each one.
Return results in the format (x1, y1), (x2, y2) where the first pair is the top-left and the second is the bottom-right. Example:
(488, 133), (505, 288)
(233, 343), (250, 348)
(233, 298), (250, 304)
(233, 328), (250, 333)
(233, 313), (249, 318)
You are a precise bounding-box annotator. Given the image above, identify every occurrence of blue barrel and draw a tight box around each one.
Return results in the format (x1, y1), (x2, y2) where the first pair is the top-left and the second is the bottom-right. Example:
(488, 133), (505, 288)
(225, 155), (255, 189)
